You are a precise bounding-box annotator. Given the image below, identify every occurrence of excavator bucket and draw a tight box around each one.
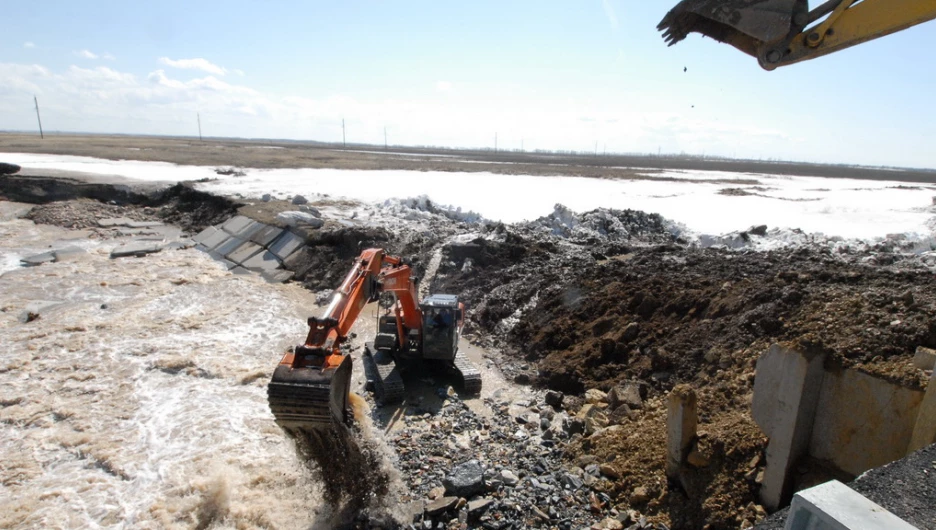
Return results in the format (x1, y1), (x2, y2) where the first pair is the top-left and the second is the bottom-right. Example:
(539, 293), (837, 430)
(658, 0), (805, 56)
(267, 354), (352, 431)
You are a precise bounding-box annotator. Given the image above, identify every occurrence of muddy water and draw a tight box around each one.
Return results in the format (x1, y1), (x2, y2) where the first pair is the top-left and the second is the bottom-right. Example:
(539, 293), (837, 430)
(0, 217), (354, 529)
(0, 213), (537, 529)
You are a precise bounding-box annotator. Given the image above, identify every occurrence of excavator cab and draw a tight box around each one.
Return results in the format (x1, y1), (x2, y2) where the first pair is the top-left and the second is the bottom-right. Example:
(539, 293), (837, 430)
(419, 294), (462, 360)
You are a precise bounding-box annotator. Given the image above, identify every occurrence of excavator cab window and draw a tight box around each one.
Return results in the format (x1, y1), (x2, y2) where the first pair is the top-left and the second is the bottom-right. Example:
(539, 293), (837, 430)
(420, 295), (460, 360)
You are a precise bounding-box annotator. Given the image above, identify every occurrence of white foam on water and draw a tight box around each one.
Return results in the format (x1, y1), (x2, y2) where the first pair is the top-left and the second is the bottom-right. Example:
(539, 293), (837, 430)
(0, 222), (335, 529)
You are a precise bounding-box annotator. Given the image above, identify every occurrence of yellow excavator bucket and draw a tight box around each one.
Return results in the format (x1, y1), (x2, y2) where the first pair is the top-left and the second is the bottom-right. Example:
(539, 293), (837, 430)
(658, 0), (805, 57)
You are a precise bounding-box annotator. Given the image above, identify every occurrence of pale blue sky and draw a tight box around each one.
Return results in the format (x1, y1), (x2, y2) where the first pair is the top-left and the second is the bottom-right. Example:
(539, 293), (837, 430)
(2, 1), (935, 168)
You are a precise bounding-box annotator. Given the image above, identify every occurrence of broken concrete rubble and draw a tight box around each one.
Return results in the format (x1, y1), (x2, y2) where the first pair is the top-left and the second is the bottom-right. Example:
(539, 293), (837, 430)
(753, 344), (933, 511)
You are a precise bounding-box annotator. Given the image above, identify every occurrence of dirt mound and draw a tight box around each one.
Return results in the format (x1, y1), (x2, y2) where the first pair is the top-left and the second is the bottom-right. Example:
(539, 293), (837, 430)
(434, 217), (936, 528)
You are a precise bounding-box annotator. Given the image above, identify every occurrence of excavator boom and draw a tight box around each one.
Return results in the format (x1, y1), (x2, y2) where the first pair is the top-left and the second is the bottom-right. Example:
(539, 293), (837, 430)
(659, 0), (936, 70)
(267, 249), (417, 431)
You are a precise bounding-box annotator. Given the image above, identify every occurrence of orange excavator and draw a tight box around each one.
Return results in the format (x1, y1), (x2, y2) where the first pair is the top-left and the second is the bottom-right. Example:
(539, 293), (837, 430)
(267, 248), (481, 432)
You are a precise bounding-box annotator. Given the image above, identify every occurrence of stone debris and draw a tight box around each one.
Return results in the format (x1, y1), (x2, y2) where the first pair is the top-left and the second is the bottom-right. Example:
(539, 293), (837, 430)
(276, 210), (325, 228)
(110, 240), (162, 258)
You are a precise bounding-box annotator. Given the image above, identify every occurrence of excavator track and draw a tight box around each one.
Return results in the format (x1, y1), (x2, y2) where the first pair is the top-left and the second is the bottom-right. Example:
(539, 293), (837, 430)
(454, 351), (482, 395)
(267, 355), (353, 430)
(363, 343), (405, 405)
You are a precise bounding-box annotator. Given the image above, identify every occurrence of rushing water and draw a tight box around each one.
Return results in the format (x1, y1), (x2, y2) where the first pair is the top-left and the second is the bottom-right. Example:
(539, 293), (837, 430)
(0, 217), (358, 529)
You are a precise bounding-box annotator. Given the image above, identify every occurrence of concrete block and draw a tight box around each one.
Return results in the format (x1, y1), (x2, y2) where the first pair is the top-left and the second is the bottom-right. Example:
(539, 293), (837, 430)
(193, 226), (220, 245)
(913, 346), (936, 371)
(262, 269), (294, 284)
(756, 345), (826, 511)
(53, 246), (85, 261)
(165, 239), (195, 250)
(111, 241), (162, 258)
(226, 242), (263, 264)
(810, 367), (924, 475)
(242, 250), (281, 272)
(98, 217), (133, 227)
(268, 230), (305, 261)
(199, 229), (231, 251)
(21, 251), (56, 266)
(909, 368), (936, 452)
(126, 221), (164, 228)
(214, 236), (245, 259)
(221, 215), (253, 235)
(667, 384), (698, 480)
(249, 224), (284, 247)
(231, 220), (264, 240)
(230, 266), (251, 275)
(784, 480), (917, 530)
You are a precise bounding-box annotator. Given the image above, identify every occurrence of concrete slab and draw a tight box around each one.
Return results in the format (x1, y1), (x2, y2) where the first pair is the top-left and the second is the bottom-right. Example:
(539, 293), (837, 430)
(784, 480), (917, 530)
(909, 369), (936, 452)
(0, 201), (33, 221)
(227, 242), (263, 264)
(199, 229), (231, 250)
(117, 228), (156, 236)
(221, 215), (253, 235)
(913, 347), (936, 371)
(242, 250), (281, 272)
(231, 266), (251, 275)
(220, 259), (236, 270)
(53, 246), (86, 261)
(755, 345), (827, 511)
(110, 241), (162, 258)
(269, 230), (305, 261)
(214, 236), (245, 258)
(262, 270), (295, 284)
(98, 217), (133, 227)
(126, 221), (164, 228)
(249, 224), (284, 247)
(193, 226), (220, 245)
(229, 219), (264, 240)
(165, 239), (195, 250)
(20, 251), (56, 266)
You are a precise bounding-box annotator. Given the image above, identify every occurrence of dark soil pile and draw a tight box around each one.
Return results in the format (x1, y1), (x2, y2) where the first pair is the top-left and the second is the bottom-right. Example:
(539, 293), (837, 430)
(433, 217), (936, 529)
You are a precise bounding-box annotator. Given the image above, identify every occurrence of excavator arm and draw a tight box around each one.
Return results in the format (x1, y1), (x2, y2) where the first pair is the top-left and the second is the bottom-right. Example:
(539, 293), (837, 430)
(659, 0), (936, 70)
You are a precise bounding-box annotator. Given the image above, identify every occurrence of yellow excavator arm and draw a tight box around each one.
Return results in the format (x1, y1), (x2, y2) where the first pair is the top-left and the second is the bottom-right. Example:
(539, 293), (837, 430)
(659, 0), (936, 70)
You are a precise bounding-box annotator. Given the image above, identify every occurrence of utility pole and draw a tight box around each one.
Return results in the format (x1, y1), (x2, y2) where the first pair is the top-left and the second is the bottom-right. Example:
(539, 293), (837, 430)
(34, 96), (44, 139)
(595, 141), (599, 157)
(342, 118), (346, 148)
(384, 127), (388, 150)
(494, 132), (498, 153)
(197, 113), (202, 141)
(521, 138), (524, 152)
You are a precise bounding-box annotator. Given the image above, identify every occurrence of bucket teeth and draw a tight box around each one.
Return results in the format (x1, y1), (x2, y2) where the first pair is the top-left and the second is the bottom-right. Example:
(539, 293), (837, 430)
(267, 356), (352, 431)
